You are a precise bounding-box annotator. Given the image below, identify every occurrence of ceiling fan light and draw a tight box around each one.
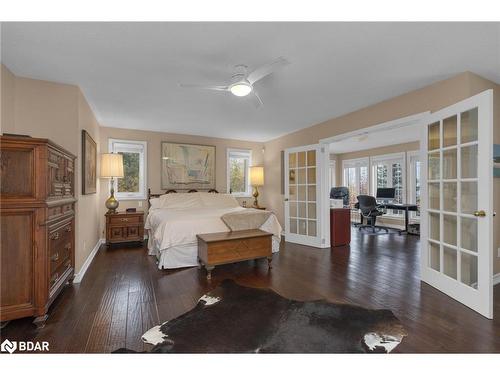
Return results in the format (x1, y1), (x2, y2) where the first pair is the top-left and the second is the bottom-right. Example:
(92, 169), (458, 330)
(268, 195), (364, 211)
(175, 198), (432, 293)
(230, 83), (252, 97)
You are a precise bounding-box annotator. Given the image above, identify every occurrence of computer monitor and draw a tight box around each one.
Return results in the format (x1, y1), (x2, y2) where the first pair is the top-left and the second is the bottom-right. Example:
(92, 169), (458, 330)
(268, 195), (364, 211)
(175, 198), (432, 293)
(330, 187), (349, 206)
(376, 188), (396, 200)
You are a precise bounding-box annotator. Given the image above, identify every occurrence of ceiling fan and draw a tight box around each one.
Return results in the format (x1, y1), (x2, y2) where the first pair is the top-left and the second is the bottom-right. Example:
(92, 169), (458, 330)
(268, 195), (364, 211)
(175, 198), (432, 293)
(179, 57), (289, 107)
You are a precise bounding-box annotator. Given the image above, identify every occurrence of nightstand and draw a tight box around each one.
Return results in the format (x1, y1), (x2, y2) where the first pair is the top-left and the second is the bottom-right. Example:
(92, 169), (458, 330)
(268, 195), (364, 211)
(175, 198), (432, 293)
(105, 211), (144, 247)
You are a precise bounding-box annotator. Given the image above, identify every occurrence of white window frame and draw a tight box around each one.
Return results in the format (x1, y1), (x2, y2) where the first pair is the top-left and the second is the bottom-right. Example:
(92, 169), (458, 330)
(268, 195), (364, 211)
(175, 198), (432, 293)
(342, 157), (370, 206)
(407, 150), (421, 220)
(108, 139), (147, 200)
(370, 152), (406, 217)
(226, 148), (252, 197)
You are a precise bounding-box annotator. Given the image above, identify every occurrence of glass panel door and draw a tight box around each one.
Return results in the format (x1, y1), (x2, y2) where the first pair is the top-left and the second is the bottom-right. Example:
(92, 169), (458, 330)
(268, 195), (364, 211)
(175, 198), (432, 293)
(420, 90), (493, 319)
(284, 144), (325, 247)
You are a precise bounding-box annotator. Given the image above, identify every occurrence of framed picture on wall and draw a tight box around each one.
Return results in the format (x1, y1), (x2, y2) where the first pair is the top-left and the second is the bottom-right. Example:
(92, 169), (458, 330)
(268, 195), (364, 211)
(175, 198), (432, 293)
(82, 130), (97, 194)
(161, 142), (216, 190)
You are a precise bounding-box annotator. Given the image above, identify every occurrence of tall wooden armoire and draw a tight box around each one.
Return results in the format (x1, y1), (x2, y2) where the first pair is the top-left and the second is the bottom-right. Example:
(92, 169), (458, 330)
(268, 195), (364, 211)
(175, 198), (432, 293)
(0, 135), (76, 328)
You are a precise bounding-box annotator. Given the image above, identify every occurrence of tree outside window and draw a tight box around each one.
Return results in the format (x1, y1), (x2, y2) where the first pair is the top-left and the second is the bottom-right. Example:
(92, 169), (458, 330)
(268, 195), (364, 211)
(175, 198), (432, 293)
(118, 151), (140, 193)
(227, 149), (251, 196)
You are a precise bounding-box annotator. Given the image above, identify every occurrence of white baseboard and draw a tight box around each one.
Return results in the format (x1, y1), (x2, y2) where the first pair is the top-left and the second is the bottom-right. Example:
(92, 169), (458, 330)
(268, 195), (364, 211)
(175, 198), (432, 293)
(494, 273), (500, 286)
(73, 238), (105, 283)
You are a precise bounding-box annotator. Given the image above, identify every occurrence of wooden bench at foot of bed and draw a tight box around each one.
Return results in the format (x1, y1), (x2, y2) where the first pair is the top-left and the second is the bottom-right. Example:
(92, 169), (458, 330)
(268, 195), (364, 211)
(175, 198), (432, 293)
(196, 229), (273, 280)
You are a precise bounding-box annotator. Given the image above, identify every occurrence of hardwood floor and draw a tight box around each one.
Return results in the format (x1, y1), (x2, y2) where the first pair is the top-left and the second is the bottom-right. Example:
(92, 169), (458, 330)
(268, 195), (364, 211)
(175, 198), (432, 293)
(1, 229), (499, 353)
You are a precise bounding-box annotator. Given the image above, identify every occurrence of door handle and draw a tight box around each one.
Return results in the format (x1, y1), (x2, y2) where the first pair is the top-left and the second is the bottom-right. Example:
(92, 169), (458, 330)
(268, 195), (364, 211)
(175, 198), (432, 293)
(284, 198), (289, 202)
(473, 210), (486, 217)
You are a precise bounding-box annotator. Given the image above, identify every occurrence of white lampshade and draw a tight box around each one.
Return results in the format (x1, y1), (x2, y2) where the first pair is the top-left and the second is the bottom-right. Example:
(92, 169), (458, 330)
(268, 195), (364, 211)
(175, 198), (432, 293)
(100, 153), (124, 178)
(250, 166), (264, 186)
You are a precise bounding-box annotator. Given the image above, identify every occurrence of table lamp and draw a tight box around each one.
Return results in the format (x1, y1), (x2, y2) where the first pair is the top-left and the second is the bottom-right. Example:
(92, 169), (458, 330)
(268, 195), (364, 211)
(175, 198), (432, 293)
(250, 166), (264, 208)
(100, 153), (124, 214)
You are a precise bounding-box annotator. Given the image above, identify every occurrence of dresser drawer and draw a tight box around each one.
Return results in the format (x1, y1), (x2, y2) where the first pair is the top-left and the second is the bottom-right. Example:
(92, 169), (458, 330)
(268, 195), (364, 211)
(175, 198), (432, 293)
(49, 241), (72, 275)
(48, 202), (74, 221)
(48, 219), (73, 249)
(108, 214), (143, 225)
(49, 258), (71, 292)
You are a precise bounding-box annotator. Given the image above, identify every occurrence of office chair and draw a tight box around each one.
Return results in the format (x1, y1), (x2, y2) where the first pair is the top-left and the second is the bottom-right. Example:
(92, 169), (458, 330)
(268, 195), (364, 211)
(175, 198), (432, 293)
(356, 195), (389, 233)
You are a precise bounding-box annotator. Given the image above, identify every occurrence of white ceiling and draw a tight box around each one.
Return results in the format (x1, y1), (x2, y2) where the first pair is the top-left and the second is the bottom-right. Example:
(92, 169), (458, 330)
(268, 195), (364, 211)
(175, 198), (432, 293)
(1, 22), (499, 142)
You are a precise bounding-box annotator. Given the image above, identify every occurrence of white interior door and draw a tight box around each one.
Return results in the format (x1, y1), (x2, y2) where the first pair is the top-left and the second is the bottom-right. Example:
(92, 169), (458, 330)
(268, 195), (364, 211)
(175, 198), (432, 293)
(420, 90), (494, 319)
(284, 144), (328, 248)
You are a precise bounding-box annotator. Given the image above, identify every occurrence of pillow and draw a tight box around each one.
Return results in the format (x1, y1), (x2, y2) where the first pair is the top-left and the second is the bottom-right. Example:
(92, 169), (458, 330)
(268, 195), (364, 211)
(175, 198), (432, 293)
(158, 193), (202, 209)
(149, 198), (161, 210)
(200, 193), (240, 208)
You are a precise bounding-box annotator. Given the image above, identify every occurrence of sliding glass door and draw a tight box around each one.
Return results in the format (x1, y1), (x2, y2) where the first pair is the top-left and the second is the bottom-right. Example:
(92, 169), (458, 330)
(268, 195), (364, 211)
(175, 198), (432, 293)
(342, 158), (369, 208)
(371, 153), (406, 215)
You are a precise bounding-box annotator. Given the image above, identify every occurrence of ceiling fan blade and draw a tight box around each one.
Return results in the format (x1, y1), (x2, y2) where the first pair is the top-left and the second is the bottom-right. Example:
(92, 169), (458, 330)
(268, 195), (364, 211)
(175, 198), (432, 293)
(179, 84), (229, 91)
(250, 89), (264, 108)
(247, 57), (289, 84)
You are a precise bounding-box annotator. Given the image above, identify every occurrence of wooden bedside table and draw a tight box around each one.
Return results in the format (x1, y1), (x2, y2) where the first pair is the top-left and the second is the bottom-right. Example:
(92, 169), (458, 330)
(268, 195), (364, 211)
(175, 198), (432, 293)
(105, 211), (144, 247)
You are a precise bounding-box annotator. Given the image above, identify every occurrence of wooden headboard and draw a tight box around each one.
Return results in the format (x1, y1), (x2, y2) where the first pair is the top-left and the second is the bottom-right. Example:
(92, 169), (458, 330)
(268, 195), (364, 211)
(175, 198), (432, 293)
(147, 188), (219, 208)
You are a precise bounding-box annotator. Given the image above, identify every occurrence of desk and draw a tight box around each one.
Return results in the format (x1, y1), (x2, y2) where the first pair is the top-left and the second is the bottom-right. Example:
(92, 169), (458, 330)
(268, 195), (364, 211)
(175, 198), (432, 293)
(382, 203), (419, 234)
(355, 202), (418, 235)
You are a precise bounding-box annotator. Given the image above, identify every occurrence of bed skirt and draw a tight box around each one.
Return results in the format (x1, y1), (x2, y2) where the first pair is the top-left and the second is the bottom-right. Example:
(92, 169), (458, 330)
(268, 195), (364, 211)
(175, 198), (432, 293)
(148, 235), (281, 270)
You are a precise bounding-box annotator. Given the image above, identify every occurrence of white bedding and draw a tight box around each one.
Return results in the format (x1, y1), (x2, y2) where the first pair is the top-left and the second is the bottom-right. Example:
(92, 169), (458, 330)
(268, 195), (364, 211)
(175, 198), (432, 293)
(145, 194), (282, 269)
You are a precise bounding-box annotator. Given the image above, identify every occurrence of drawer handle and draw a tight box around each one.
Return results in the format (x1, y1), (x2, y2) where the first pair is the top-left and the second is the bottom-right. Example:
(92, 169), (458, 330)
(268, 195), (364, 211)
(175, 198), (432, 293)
(51, 253), (59, 262)
(120, 218), (129, 222)
(65, 243), (71, 250)
(65, 226), (72, 232)
(50, 232), (60, 240)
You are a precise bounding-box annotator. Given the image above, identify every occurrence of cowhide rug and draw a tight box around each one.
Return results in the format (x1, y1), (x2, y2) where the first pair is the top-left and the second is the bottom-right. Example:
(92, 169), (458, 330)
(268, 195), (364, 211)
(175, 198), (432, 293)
(115, 279), (406, 353)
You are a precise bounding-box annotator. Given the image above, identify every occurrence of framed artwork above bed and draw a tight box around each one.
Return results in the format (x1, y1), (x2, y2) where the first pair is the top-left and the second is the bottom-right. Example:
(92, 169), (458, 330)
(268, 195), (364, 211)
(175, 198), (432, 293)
(161, 142), (216, 190)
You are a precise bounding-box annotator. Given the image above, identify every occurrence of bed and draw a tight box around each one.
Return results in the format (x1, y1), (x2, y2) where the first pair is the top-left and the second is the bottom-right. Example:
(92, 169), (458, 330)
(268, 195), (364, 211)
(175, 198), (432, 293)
(145, 189), (282, 269)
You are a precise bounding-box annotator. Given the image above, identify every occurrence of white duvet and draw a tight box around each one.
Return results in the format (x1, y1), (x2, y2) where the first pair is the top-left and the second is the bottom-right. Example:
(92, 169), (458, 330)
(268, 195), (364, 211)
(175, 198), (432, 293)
(144, 193), (282, 269)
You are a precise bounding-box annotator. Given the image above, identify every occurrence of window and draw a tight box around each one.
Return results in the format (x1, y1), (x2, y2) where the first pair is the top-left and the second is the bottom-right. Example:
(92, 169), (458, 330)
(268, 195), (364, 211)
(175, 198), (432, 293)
(227, 149), (252, 196)
(407, 151), (421, 218)
(342, 158), (369, 208)
(371, 152), (406, 216)
(108, 139), (147, 200)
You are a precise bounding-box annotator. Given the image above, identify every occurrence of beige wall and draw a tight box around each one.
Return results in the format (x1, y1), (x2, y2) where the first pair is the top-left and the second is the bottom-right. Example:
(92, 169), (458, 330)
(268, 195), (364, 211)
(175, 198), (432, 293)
(0, 64), (101, 273)
(333, 141), (419, 228)
(262, 71), (500, 274)
(0, 64), (16, 133)
(76, 91), (102, 272)
(98, 127), (265, 237)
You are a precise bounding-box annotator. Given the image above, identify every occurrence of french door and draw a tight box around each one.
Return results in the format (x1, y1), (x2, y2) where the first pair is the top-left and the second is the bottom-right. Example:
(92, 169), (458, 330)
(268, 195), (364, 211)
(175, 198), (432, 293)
(284, 144), (328, 247)
(420, 90), (494, 319)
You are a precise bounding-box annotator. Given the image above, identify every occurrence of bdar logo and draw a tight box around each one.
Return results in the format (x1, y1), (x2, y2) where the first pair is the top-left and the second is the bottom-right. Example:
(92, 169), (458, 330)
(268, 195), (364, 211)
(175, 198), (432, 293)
(1, 339), (17, 354)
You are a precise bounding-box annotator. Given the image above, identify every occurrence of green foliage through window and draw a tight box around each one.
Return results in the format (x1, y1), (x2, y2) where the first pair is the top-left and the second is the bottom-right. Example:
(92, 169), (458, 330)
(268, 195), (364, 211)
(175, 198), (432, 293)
(229, 158), (248, 194)
(118, 152), (140, 193)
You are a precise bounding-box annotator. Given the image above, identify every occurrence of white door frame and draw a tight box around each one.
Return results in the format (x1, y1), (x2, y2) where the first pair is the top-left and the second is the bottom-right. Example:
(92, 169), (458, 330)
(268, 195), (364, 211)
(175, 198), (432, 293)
(319, 111), (430, 245)
(420, 89), (493, 319)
